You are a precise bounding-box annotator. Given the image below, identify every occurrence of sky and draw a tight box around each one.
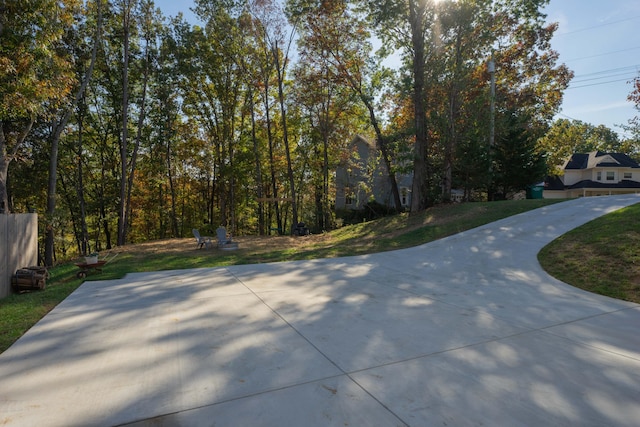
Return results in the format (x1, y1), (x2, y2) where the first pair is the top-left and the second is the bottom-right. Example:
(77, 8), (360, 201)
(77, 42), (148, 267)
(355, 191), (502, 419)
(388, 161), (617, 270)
(154, 0), (640, 139)
(543, 0), (640, 138)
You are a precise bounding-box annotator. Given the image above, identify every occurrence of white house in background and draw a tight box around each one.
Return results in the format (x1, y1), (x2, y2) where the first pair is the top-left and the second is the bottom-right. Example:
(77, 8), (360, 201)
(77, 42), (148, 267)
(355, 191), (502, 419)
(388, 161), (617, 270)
(544, 151), (640, 198)
(335, 135), (413, 210)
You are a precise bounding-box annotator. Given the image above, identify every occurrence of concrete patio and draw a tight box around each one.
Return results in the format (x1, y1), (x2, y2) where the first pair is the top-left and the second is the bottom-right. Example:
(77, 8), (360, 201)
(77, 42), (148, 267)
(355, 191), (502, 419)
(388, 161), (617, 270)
(1, 195), (639, 426)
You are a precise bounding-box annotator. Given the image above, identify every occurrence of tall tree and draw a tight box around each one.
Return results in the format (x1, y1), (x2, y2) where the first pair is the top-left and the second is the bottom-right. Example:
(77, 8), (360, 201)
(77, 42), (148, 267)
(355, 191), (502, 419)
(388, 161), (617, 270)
(247, 0), (284, 234)
(248, 0), (299, 233)
(236, 11), (266, 234)
(0, 0), (77, 213)
(434, 0), (492, 201)
(406, 0), (430, 212)
(123, 0), (161, 241)
(288, 0), (403, 213)
(362, 0), (443, 211)
(289, 0), (367, 229)
(491, 0), (572, 128)
(192, 0), (250, 232)
(44, 0), (102, 266)
(362, 0), (571, 205)
(115, 0), (136, 245)
(152, 19), (184, 237)
(272, 20), (299, 233)
(493, 109), (547, 196)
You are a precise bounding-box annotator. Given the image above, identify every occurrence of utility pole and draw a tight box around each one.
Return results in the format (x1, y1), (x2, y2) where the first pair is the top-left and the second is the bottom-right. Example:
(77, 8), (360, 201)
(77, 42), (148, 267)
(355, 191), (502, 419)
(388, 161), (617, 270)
(488, 55), (496, 201)
(488, 56), (495, 149)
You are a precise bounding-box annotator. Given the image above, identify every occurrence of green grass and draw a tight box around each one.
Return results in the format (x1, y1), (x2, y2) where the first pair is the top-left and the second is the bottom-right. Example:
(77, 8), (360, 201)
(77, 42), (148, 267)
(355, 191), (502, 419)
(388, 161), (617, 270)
(81, 199), (564, 277)
(0, 264), (82, 351)
(538, 203), (640, 304)
(2, 197), (634, 354)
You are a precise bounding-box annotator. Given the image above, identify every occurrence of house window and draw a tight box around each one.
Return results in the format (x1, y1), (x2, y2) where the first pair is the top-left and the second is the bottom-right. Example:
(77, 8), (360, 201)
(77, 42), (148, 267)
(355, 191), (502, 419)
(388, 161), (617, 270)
(401, 188), (408, 206)
(606, 171), (615, 181)
(596, 171), (602, 181)
(624, 172), (632, 179)
(345, 189), (354, 205)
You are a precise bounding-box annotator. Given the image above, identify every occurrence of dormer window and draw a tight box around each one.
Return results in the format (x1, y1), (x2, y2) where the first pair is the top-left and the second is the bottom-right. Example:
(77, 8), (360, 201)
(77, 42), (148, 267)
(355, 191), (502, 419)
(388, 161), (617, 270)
(624, 172), (632, 179)
(606, 171), (615, 181)
(596, 171), (602, 181)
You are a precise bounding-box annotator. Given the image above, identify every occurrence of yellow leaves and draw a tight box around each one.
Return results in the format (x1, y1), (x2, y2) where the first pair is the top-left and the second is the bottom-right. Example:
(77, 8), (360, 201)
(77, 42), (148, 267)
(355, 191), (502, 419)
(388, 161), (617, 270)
(0, 0), (78, 120)
(0, 57), (17, 75)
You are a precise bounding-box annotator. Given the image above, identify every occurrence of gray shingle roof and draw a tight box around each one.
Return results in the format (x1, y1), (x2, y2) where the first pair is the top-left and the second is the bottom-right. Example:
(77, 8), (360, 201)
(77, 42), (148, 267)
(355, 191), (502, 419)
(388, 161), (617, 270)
(564, 151), (640, 170)
(567, 179), (640, 189)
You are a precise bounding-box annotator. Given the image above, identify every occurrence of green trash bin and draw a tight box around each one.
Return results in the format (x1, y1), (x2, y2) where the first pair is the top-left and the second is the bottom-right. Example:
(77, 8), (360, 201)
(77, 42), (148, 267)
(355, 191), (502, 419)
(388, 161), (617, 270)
(526, 185), (544, 199)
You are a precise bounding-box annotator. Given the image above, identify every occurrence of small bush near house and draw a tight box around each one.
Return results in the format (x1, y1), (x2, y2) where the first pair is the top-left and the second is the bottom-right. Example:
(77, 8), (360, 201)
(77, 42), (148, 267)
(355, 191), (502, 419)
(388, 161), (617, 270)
(336, 201), (400, 225)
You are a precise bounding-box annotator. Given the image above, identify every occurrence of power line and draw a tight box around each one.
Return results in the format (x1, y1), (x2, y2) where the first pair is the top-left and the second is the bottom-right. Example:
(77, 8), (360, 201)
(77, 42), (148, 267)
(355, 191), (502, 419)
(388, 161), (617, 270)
(558, 112), (580, 121)
(568, 65), (639, 89)
(568, 77), (636, 90)
(573, 65), (640, 79)
(555, 15), (640, 36)
(565, 46), (640, 62)
(571, 76), (637, 87)
(549, 13), (638, 136)
(572, 72), (637, 85)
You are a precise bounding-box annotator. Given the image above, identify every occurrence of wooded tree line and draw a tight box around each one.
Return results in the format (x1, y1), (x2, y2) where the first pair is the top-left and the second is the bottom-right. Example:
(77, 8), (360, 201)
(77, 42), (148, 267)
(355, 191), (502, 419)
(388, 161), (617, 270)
(1, 0), (638, 265)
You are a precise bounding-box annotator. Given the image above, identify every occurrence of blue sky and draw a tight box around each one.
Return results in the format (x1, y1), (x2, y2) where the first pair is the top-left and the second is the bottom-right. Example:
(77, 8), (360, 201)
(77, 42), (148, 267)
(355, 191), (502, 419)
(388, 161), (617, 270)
(544, 0), (640, 138)
(154, 0), (640, 138)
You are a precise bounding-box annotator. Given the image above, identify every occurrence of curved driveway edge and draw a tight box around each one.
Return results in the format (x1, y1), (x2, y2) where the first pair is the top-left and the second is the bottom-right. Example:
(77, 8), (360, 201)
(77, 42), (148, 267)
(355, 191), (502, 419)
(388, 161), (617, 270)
(1, 195), (639, 426)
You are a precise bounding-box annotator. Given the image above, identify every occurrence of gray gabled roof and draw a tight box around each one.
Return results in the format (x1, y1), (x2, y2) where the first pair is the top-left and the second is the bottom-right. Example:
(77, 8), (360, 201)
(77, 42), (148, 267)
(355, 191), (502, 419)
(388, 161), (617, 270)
(564, 151), (640, 170)
(567, 179), (640, 189)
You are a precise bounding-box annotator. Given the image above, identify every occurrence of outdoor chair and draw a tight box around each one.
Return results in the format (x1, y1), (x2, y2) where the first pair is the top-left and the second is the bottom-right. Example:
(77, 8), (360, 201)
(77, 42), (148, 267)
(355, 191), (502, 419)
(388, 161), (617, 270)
(216, 226), (238, 250)
(192, 228), (212, 249)
(293, 222), (310, 236)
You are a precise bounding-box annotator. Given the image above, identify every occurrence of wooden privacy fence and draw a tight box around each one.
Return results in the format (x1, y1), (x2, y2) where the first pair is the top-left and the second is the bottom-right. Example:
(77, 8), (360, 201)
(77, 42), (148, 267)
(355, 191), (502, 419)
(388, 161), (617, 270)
(0, 214), (38, 299)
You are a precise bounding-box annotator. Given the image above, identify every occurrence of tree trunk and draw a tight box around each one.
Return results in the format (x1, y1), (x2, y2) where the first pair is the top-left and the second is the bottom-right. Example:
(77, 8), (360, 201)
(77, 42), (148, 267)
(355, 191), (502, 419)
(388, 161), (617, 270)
(118, 2), (132, 246)
(249, 88), (265, 235)
(0, 119), (34, 213)
(322, 133), (330, 230)
(166, 138), (179, 237)
(0, 123), (10, 214)
(262, 72), (282, 235)
(273, 41), (298, 233)
(364, 101), (402, 211)
(443, 88), (457, 202)
(124, 34), (150, 241)
(99, 148), (112, 250)
(409, 0), (429, 213)
(44, 0), (101, 265)
(443, 32), (464, 203)
(59, 172), (81, 254)
(76, 100), (90, 255)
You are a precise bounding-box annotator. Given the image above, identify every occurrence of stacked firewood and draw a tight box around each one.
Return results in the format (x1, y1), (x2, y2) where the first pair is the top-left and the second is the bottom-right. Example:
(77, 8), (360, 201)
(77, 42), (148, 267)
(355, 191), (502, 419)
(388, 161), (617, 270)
(11, 266), (48, 292)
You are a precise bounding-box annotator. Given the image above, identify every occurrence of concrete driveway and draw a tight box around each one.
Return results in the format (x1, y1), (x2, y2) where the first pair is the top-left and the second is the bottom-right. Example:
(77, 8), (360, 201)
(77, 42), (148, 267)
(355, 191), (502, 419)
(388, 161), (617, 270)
(1, 195), (639, 426)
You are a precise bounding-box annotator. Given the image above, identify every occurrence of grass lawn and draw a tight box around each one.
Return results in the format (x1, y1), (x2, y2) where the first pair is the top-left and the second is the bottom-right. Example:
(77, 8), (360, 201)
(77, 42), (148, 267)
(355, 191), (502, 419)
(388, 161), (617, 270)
(538, 202), (640, 304)
(1, 198), (637, 353)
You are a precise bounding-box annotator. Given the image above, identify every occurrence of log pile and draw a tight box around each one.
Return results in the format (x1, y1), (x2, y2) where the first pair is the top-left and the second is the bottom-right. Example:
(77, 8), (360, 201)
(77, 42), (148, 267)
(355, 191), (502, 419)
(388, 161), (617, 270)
(11, 266), (48, 292)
